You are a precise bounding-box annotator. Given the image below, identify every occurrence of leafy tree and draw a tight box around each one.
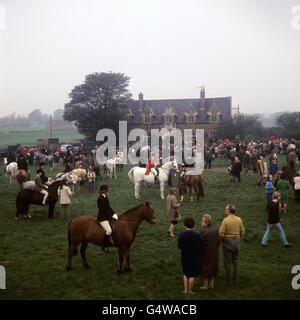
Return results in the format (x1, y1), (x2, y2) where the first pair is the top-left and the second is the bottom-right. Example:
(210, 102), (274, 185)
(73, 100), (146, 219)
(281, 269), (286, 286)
(216, 113), (264, 141)
(63, 72), (132, 140)
(276, 112), (300, 139)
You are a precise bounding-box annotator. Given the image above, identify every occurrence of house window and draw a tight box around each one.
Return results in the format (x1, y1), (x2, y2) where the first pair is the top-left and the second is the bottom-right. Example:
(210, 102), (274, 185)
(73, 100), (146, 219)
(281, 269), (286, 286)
(165, 116), (172, 123)
(211, 113), (218, 122)
(145, 117), (150, 123)
(189, 116), (193, 123)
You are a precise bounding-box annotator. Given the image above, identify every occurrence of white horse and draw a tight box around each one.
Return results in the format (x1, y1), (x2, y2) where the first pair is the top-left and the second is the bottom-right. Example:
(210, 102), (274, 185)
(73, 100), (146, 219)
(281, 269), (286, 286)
(5, 162), (18, 183)
(128, 160), (179, 199)
(106, 158), (117, 180)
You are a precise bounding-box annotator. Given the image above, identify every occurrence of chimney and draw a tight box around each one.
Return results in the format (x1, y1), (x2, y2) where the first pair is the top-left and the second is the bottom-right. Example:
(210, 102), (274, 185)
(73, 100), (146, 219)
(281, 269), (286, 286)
(138, 92), (144, 112)
(200, 86), (205, 111)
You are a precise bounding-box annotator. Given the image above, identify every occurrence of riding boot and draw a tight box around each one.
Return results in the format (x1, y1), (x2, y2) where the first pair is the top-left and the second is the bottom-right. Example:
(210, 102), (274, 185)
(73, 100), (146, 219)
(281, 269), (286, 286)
(102, 234), (111, 253)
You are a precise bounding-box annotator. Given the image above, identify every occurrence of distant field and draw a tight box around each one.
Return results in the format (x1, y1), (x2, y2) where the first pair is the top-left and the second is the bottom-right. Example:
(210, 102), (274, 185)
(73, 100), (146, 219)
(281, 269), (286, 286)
(0, 126), (84, 149)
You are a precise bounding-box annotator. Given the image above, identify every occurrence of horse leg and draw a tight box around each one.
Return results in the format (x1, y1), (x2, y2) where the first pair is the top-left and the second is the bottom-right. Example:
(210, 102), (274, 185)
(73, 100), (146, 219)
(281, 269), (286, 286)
(117, 246), (125, 274)
(124, 247), (132, 272)
(80, 241), (90, 269)
(66, 242), (79, 271)
(190, 185), (193, 202)
(134, 182), (140, 199)
(160, 181), (165, 200)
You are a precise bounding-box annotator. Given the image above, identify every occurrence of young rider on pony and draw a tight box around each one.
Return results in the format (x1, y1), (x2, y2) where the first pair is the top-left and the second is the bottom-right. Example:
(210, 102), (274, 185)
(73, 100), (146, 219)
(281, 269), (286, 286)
(97, 184), (119, 253)
(35, 169), (49, 205)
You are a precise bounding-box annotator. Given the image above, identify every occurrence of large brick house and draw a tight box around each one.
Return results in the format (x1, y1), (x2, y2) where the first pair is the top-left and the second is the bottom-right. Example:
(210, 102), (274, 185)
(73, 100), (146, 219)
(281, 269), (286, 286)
(125, 87), (239, 141)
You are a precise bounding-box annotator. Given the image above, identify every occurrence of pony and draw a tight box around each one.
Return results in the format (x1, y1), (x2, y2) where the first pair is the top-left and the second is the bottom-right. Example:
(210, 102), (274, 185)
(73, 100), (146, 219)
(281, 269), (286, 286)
(5, 162), (18, 183)
(66, 201), (156, 272)
(15, 180), (63, 220)
(178, 168), (204, 202)
(15, 169), (30, 188)
(106, 158), (117, 180)
(128, 160), (179, 199)
(71, 168), (87, 193)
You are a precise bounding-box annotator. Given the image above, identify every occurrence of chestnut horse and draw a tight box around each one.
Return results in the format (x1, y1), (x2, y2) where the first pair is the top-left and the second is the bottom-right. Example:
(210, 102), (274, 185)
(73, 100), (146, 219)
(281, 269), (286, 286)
(178, 169), (204, 202)
(66, 201), (156, 272)
(281, 166), (298, 190)
(15, 169), (30, 188)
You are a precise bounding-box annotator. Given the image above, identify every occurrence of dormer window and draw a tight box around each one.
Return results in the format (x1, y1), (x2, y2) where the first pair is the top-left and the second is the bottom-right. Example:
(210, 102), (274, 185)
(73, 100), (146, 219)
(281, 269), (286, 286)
(145, 117), (150, 123)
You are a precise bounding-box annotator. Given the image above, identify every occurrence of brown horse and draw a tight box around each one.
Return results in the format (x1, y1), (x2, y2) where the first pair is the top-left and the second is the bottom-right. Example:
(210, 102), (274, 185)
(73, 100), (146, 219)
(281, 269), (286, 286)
(178, 169), (204, 202)
(66, 201), (156, 272)
(15, 169), (30, 188)
(281, 166), (299, 190)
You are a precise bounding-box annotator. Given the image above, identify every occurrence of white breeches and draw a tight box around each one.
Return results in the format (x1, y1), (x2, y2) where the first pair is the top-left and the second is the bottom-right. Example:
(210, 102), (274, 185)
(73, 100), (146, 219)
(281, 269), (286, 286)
(40, 189), (49, 204)
(100, 220), (112, 235)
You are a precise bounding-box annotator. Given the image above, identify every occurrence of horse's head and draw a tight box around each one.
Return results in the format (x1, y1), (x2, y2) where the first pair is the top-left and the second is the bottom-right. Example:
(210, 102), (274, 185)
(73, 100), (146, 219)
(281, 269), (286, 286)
(143, 201), (156, 224)
(171, 160), (179, 174)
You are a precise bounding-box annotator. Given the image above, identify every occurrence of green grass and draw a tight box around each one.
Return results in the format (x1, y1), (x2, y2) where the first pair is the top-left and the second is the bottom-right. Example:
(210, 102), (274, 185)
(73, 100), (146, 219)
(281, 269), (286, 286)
(0, 156), (299, 300)
(0, 126), (84, 149)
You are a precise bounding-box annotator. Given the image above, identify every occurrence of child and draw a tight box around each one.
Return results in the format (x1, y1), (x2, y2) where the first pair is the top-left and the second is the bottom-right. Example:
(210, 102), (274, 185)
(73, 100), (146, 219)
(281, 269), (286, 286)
(87, 167), (96, 192)
(265, 175), (274, 208)
(178, 217), (204, 294)
(166, 188), (182, 237)
(269, 159), (278, 182)
(57, 179), (72, 220)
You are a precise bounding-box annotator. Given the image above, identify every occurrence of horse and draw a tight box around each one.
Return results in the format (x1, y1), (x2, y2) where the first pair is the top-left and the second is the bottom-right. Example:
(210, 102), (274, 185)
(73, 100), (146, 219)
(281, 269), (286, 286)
(15, 169), (30, 188)
(106, 158), (117, 180)
(5, 162), (18, 183)
(281, 166), (298, 190)
(66, 201), (156, 272)
(178, 168), (204, 202)
(72, 168), (87, 193)
(15, 180), (63, 220)
(128, 160), (179, 199)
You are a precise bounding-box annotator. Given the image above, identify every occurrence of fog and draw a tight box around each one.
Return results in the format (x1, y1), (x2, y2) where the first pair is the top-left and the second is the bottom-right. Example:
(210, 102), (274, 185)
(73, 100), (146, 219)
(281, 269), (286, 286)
(0, 0), (300, 118)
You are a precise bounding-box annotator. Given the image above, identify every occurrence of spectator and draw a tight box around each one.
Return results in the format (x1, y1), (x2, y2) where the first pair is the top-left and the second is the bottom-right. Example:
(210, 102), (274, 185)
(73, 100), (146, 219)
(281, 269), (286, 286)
(256, 156), (268, 186)
(276, 173), (289, 214)
(294, 173), (300, 204)
(166, 188), (182, 238)
(200, 214), (220, 290)
(261, 192), (293, 248)
(265, 175), (274, 208)
(57, 179), (72, 220)
(87, 166), (96, 193)
(219, 204), (245, 285)
(269, 159), (278, 182)
(178, 217), (204, 294)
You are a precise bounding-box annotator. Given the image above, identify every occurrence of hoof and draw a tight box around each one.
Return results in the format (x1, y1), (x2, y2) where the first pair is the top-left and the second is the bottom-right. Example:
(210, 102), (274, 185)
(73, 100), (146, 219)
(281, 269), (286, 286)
(125, 267), (132, 273)
(14, 217), (18, 222)
(66, 266), (72, 271)
(117, 269), (123, 274)
(83, 264), (90, 270)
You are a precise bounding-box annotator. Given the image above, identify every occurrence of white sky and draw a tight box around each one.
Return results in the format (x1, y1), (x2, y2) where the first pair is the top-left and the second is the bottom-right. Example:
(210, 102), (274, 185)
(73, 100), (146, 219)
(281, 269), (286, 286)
(0, 0), (300, 117)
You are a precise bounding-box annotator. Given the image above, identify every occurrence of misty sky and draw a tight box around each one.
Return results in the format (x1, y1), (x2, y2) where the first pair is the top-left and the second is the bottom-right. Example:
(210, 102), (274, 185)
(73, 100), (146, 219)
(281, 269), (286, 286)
(0, 0), (300, 118)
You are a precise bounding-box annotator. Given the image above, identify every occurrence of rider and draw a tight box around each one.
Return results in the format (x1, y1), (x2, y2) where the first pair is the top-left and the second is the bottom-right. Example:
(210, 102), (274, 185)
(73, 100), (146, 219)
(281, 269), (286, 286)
(17, 154), (30, 179)
(97, 184), (119, 253)
(38, 162), (49, 185)
(35, 169), (49, 205)
(145, 155), (159, 184)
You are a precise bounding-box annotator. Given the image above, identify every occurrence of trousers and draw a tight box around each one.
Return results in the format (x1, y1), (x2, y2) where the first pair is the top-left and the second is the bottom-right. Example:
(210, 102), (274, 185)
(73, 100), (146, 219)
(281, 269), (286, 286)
(221, 238), (241, 284)
(100, 220), (112, 236)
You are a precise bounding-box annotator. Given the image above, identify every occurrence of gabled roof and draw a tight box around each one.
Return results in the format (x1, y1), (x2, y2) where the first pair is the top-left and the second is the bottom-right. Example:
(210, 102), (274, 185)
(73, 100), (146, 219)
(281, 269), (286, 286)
(125, 96), (231, 124)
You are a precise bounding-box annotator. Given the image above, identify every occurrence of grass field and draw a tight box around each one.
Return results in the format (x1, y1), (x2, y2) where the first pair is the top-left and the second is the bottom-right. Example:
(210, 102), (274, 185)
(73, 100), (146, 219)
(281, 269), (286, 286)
(0, 126), (84, 149)
(0, 156), (299, 300)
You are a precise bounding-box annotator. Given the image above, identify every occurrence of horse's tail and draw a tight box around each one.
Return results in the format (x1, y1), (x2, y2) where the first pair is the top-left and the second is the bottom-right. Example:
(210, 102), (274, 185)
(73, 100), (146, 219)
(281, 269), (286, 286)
(68, 220), (78, 255)
(128, 167), (135, 184)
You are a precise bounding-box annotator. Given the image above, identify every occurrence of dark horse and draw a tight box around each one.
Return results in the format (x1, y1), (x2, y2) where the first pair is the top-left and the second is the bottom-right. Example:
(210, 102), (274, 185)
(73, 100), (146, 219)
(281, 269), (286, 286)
(15, 180), (63, 220)
(66, 201), (156, 273)
(281, 166), (298, 190)
(178, 168), (204, 202)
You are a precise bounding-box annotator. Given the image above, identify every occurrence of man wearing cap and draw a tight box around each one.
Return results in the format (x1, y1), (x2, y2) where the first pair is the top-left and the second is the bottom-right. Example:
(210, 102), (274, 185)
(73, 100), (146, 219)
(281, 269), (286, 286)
(219, 204), (245, 285)
(97, 185), (118, 253)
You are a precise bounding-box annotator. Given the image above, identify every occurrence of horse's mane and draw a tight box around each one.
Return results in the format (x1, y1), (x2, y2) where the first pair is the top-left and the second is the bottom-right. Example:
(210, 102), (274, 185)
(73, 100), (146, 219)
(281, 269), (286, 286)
(121, 202), (150, 216)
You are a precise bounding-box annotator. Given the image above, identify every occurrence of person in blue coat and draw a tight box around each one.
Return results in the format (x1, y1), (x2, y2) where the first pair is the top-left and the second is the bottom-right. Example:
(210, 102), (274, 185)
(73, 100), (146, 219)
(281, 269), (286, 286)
(178, 216), (204, 294)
